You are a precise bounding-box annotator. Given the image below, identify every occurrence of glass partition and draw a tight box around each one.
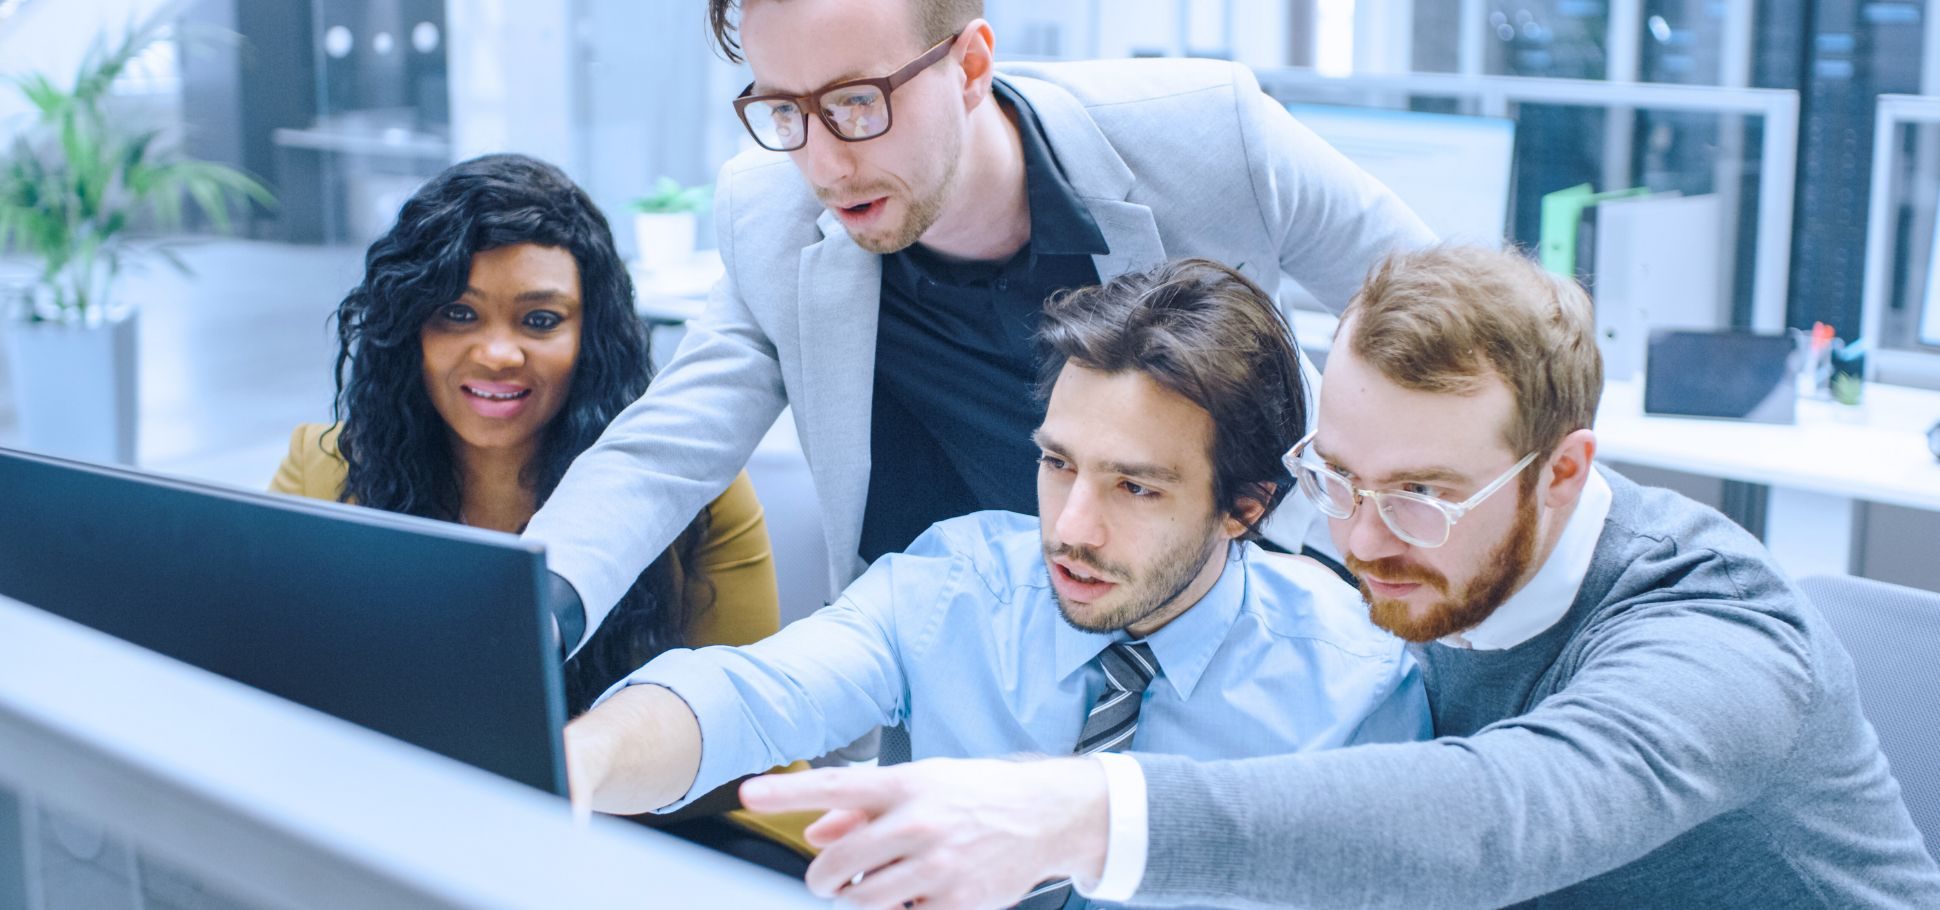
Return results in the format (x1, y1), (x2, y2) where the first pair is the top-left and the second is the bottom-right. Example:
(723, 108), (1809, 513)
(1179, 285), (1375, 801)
(1861, 94), (1940, 388)
(273, 0), (451, 243)
(1254, 68), (1797, 333)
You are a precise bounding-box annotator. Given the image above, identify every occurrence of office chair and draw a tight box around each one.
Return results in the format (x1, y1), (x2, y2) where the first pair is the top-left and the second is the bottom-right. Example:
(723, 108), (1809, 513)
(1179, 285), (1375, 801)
(1798, 575), (1940, 861)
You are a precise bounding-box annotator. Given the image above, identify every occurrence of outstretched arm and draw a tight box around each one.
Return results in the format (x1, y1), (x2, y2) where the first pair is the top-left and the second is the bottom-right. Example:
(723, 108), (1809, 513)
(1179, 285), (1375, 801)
(523, 166), (788, 648)
(1234, 64), (1436, 311)
(565, 684), (704, 816)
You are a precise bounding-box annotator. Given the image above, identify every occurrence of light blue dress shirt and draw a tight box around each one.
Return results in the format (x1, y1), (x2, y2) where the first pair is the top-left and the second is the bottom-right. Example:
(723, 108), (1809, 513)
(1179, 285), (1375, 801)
(611, 511), (1430, 808)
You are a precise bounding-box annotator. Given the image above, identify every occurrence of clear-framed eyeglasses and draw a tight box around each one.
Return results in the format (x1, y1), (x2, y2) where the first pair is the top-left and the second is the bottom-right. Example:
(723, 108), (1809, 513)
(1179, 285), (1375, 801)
(1281, 430), (1539, 549)
(731, 32), (959, 152)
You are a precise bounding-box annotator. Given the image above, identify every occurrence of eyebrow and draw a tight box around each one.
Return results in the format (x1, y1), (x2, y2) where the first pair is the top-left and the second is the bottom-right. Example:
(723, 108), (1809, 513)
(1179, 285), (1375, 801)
(1101, 460), (1183, 484)
(464, 287), (578, 306)
(753, 69), (871, 97)
(1309, 442), (1469, 487)
(1032, 430), (1184, 484)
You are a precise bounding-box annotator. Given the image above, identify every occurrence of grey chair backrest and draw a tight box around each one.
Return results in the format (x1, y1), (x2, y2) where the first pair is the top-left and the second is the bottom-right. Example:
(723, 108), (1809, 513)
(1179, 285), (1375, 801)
(1797, 575), (1940, 862)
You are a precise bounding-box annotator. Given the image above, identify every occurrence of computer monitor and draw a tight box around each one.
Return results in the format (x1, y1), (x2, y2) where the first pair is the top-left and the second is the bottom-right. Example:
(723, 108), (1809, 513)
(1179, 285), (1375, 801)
(0, 446), (568, 794)
(1286, 103), (1517, 248)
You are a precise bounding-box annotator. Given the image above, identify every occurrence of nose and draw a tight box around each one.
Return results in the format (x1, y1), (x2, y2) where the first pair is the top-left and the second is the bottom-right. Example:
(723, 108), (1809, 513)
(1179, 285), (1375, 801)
(1053, 480), (1108, 551)
(793, 113), (856, 188)
(1342, 498), (1406, 563)
(471, 330), (524, 372)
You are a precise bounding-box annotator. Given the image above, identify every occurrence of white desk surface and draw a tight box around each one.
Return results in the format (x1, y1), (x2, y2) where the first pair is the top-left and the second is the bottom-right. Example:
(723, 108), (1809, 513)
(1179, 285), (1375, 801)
(1595, 378), (1940, 512)
(630, 250), (721, 324)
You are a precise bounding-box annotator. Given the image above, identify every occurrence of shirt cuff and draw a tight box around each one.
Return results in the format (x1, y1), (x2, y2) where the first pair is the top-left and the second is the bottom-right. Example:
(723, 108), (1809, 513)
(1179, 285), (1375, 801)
(1074, 752), (1148, 903)
(598, 652), (741, 811)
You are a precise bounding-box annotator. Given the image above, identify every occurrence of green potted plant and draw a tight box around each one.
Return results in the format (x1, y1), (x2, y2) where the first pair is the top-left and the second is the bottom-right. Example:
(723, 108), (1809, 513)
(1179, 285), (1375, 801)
(0, 14), (271, 464)
(629, 176), (710, 270)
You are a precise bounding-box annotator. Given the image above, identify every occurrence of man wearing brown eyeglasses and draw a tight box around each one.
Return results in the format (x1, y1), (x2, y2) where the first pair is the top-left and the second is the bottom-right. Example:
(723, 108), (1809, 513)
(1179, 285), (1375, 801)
(524, 0), (1432, 694)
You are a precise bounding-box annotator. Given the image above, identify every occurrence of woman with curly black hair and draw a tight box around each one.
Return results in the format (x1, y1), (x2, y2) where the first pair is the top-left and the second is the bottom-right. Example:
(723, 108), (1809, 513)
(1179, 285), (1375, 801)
(268, 151), (781, 721)
(269, 154), (811, 869)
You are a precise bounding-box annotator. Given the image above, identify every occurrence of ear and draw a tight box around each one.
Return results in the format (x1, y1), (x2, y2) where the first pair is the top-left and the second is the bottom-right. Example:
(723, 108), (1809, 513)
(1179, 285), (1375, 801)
(956, 19), (996, 112)
(1539, 428), (1597, 511)
(1222, 483), (1274, 540)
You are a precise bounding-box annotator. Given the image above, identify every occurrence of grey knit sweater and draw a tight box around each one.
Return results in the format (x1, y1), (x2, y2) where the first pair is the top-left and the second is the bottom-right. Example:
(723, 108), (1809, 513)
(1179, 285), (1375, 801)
(1131, 468), (1940, 908)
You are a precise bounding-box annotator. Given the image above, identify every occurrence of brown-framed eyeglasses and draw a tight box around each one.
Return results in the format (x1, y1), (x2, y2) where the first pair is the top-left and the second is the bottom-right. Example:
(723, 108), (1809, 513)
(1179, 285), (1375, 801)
(732, 32), (960, 152)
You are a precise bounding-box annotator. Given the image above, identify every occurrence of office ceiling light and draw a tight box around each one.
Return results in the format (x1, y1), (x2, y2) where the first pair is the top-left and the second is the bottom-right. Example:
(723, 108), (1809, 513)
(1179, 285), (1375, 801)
(324, 25), (352, 58)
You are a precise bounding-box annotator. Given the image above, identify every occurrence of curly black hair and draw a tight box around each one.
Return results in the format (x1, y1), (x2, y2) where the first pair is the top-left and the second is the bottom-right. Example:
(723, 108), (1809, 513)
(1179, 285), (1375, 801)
(329, 153), (709, 715)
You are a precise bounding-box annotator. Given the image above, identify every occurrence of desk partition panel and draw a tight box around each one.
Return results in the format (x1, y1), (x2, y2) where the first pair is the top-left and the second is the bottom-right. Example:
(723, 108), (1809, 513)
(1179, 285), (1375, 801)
(0, 596), (828, 910)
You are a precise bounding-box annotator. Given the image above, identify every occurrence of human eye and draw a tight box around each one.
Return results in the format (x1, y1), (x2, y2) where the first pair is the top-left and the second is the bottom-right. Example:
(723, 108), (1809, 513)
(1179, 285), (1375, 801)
(1037, 453), (1070, 472)
(1121, 480), (1159, 499)
(1303, 454), (1349, 480)
(436, 303), (476, 324)
(522, 310), (563, 331)
(1400, 481), (1444, 499)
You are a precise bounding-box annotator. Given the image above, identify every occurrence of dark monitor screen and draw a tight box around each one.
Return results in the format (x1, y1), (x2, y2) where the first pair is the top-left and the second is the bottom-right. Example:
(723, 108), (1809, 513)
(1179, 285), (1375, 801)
(0, 446), (567, 795)
(1644, 330), (1799, 423)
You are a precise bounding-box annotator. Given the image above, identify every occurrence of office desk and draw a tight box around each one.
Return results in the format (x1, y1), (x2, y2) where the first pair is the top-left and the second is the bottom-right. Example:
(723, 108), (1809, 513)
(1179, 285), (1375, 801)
(630, 251), (721, 326)
(1595, 378), (1940, 578)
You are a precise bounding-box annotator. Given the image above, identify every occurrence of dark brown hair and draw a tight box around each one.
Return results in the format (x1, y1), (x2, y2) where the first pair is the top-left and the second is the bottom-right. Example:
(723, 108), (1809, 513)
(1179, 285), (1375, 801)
(1340, 245), (1602, 462)
(708, 0), (981, 63)
(1036, 258), (1306, 538)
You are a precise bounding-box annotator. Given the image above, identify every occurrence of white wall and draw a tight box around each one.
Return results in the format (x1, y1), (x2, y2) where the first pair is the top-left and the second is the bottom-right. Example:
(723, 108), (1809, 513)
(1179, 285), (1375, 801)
(0, 0), (177, 139)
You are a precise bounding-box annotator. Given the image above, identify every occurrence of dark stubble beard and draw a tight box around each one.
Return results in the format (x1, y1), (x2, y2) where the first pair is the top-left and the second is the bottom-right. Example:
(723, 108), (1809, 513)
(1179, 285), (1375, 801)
(1046, 514), (1227, 635)
(1348, 486), (1540, 644)
(831, 117), (963, 254)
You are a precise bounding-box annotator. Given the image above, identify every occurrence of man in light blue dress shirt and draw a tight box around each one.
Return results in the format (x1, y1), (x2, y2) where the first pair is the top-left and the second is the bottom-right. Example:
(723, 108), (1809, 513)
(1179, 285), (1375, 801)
(565, 261), (1429, 891)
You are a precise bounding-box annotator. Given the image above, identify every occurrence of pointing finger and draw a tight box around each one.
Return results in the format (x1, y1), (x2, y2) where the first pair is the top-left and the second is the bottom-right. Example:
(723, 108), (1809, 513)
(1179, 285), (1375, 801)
(740, 766), (904, 815)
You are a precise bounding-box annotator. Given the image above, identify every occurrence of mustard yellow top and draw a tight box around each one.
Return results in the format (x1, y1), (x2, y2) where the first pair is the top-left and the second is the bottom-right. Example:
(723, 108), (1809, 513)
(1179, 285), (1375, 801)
(269, 422), (780, 647)
(268, 422), (818, 856)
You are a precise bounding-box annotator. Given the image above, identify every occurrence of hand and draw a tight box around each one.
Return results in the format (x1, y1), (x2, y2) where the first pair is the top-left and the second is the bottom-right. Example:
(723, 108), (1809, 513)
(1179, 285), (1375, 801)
(739, 756), (1110, 910)
(562, 717), (609, 825)
(560, 684), (705, 815)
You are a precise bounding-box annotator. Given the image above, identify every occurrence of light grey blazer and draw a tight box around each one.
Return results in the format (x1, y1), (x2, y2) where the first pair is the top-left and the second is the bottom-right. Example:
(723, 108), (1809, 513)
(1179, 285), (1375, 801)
(525, 57), (1433, 633)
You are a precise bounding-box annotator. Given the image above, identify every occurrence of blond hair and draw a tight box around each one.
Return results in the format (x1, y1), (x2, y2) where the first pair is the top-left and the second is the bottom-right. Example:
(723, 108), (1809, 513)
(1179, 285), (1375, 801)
(1340, 245), (1602, 459)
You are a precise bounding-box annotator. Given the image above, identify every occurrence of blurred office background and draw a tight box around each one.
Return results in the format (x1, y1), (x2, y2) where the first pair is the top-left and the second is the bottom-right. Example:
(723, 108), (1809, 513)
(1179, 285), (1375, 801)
(4, 3), (1940, 907)
(1, 0), (1938, 588)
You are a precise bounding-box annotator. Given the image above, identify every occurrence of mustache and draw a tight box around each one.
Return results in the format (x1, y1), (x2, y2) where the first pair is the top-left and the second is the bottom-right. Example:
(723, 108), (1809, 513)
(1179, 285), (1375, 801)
(1344, 555), (1448, 591)
(814, 181), (895, 204)
(1044, 542), (1132, 582)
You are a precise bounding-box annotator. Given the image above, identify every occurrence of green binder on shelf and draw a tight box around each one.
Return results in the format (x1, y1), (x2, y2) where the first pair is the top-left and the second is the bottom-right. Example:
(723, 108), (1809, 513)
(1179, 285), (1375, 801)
(1540, 182), (1650, 278)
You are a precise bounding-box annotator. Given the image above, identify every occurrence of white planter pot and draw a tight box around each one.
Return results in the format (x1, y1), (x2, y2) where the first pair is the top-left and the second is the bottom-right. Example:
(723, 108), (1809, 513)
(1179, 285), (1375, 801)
(633, 211), (698, 271)
(2, 309), (139, 465)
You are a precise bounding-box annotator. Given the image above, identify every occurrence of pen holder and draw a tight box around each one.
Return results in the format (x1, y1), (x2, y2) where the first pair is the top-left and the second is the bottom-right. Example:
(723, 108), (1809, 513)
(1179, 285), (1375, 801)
(1829, 343), (1865, 406)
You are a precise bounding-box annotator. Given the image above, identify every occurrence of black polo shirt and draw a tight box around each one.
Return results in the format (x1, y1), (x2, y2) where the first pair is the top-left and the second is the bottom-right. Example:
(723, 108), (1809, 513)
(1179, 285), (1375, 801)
(857, 82), (1110, 562)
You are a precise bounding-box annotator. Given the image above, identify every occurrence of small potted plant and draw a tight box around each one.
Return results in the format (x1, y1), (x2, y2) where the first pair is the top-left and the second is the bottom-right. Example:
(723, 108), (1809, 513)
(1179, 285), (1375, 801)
(0, 14), (271, 464)
(629, 176), (710, 271)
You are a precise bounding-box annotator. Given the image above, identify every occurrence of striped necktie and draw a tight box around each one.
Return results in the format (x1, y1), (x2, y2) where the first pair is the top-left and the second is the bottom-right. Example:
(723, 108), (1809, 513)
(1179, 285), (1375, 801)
(1013, 641), (1160, 910)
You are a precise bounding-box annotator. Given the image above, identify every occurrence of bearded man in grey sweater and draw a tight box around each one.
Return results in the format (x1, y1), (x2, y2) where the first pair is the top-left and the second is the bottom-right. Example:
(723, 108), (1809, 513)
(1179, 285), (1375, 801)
(739, 246), (1940, 909)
